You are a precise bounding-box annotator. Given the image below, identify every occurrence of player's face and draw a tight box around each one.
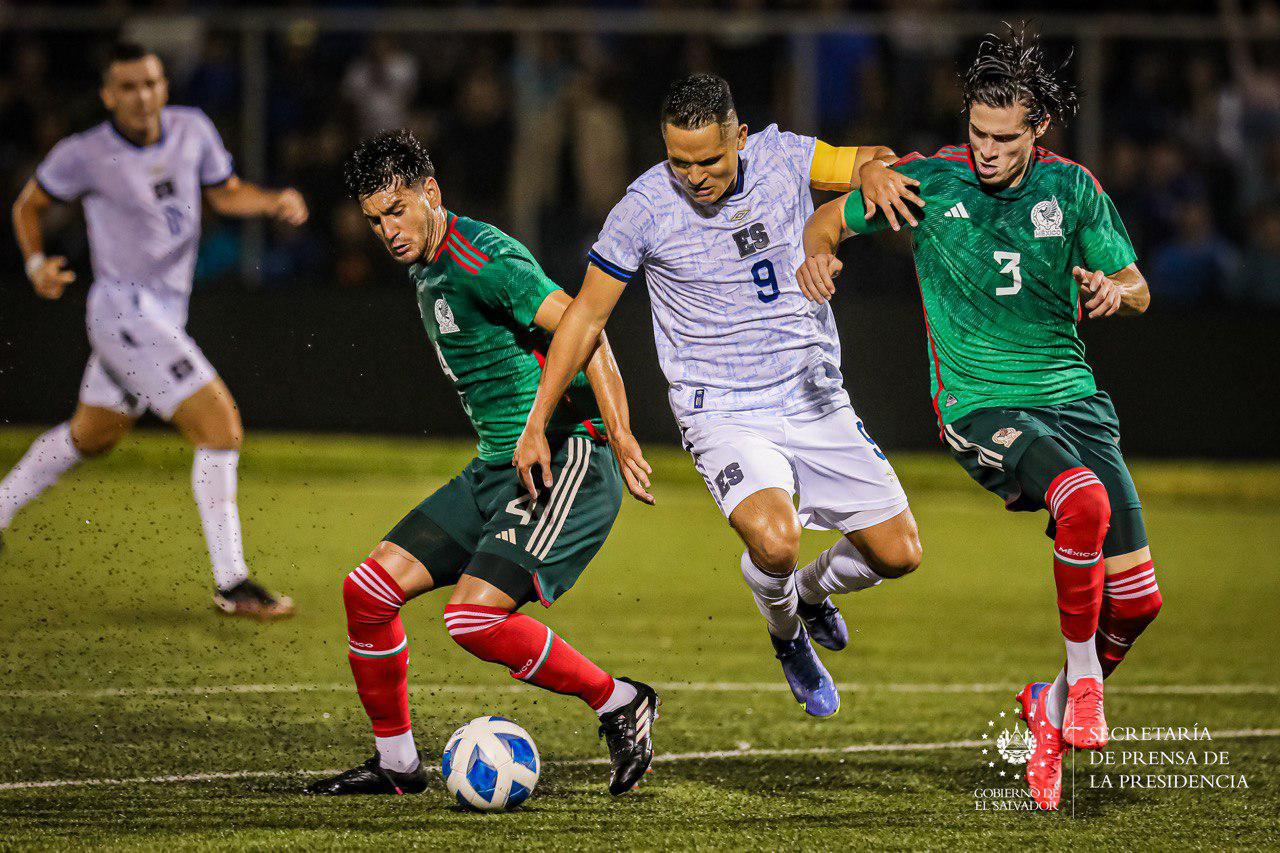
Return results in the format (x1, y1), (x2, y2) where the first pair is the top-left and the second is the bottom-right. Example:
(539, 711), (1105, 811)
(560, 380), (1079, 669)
(967, 102), (1048, 189)
(662, 120), (748, 205)
(100, 56), (168, 134)
(359, 178), (442, 265)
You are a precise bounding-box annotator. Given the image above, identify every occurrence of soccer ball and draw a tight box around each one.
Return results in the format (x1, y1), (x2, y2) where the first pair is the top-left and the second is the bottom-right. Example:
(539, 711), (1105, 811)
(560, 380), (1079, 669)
(441, 715), (540, 811)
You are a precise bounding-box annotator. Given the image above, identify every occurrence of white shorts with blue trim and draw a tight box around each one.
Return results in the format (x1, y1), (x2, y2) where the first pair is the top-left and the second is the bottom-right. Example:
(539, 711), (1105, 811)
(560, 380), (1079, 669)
(681, 405), (909, 533)
(80, 282), (216, 420)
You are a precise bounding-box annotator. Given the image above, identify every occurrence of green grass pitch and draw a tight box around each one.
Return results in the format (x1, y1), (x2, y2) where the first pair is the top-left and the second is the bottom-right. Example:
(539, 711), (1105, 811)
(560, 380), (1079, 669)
(0, 428), (1277, 849)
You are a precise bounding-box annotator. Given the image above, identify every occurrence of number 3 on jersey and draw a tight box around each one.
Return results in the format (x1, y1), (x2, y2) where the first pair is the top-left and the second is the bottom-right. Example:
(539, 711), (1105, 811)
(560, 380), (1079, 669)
(993, 251), (1022, 297)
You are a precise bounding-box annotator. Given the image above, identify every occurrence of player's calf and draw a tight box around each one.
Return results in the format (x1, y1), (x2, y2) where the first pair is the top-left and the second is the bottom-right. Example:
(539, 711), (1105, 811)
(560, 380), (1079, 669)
(1046, 466), (1110, 748)
(1097, 559), (1162, 677)
(344, 558), (417, 771)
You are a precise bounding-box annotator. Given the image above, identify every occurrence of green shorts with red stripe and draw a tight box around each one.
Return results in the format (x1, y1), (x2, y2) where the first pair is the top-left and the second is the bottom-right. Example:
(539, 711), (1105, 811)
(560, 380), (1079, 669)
(941, 391), (1147, 556)
(384, 433), (623, 606)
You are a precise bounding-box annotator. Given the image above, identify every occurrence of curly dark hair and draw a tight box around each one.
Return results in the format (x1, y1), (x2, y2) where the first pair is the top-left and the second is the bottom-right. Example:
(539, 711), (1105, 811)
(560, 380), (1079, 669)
(660, 73), (736, 130)
(343, 129), (435, 200)
(963, 25), (1079, 128)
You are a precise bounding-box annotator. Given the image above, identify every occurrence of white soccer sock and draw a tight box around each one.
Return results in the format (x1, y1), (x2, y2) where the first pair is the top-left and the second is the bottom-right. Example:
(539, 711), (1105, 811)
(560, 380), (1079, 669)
(376, 731), (420, 773)
(596, 678), (639, 717)
(1046, 668), (1068, 728)
(794, 538), (884, 605)
(0, 422), (83, 530)
(1064, 638), (1104, 684)
(192, 448), (249, 591)
(740, 551), (802, 640)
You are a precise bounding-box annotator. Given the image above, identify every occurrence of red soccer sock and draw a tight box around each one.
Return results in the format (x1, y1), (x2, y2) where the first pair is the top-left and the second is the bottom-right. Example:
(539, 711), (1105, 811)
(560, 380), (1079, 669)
(1046, 467), (1110, 644)
(444, 604), (615, 710)
(344, 558), (411, 737)
(1096, 560), (1163, 677)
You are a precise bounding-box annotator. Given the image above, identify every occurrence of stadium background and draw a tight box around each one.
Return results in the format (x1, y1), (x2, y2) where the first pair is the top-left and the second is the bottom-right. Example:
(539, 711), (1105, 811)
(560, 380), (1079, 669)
(1, 0), (1278, 457)
(1, 4), (1278, 846)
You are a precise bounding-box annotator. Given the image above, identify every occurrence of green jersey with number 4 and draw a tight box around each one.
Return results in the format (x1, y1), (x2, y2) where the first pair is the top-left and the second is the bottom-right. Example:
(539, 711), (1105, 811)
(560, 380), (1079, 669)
(408, 212), (604, 462)
(842, 145), (1137, 425)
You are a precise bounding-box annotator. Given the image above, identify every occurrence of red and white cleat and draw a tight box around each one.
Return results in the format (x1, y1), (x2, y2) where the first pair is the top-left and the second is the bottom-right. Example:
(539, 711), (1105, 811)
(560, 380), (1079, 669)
(1062, 677), (1108, 749)
(1016, 681), (1064, 811)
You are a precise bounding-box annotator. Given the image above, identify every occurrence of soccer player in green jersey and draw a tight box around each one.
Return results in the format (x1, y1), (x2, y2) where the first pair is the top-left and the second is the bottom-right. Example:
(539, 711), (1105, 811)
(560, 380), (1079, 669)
(799, 31), (1161, 810)
(308, 130), (658, 800)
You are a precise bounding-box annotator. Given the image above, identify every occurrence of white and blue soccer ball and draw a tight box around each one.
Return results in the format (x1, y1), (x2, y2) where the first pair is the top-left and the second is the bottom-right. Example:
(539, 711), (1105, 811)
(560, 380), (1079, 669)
(441, 715), (540, 811)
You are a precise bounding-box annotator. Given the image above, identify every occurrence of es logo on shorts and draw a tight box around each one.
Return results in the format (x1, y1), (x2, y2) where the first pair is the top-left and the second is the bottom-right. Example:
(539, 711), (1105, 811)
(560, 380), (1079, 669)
(992, 427), (1022, 448)
(715, 462), (744, 498)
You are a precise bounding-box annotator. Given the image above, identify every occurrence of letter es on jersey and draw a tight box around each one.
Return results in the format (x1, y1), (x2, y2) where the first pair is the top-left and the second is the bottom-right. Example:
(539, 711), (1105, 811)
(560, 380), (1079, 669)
(732, 223), (770, 258)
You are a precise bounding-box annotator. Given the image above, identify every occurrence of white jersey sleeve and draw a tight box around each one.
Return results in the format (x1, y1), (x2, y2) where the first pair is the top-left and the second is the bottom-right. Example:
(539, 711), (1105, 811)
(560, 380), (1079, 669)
(772, 127), (818, 190)
(193, 110), (235, 186)
(588, 186), (657, 282)
(35, 136), (92, 202)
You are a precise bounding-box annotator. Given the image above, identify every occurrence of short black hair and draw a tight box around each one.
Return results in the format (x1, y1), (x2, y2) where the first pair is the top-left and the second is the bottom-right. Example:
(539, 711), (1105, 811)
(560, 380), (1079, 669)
(661, 73), (736, 131)
(343, 129), (436, 200)
(962, 25), (1079, 128)
(102, 41), (157, 81)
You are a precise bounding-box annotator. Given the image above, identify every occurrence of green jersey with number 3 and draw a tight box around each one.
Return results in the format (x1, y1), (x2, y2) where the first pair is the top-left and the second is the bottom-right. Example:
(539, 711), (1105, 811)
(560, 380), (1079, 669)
(841, 145), (1137, 425)
(408, 212), (603, 462)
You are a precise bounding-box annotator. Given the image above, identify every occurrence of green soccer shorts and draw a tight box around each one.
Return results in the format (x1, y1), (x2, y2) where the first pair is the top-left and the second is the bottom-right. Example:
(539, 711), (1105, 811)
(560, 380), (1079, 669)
(941, 391), (1148, 556)
(384, 434), (623, 606)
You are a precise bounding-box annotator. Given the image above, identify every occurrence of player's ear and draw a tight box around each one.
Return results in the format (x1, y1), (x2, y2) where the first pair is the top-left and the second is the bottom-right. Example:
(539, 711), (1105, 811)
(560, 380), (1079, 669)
(1033, 115), (1051, 140)
(423, 177), (441, 206)
(736, 122), (748, 150)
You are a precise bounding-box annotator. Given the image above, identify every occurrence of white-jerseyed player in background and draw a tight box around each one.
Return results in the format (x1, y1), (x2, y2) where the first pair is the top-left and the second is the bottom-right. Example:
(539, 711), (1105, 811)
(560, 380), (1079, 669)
(515, 74), (927, 716)
(1, 42), (307, 619)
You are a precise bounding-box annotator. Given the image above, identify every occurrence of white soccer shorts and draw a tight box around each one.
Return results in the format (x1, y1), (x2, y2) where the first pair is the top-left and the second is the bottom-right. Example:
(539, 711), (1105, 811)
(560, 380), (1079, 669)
(682, 405), (909, 533)
(79, 283), (217, 420)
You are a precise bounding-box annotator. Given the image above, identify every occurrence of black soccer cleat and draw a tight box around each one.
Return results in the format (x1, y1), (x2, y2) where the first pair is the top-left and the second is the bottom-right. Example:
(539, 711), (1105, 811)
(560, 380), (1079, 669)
(796, 596), (849, 651)
(213, 578), (295, 620)
(598, 677), (659, 796)
(305, 754), (428, 796)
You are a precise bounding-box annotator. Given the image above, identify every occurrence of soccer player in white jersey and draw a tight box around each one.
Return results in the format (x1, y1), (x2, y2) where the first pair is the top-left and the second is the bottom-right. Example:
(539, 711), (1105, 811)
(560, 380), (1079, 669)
(516, 74), (926, 716)
(1, 43), (308, 618)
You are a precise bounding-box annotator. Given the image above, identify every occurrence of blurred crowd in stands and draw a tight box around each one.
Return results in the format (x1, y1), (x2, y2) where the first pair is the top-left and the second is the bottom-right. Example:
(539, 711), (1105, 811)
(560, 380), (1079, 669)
(1, 0), (1278, 309)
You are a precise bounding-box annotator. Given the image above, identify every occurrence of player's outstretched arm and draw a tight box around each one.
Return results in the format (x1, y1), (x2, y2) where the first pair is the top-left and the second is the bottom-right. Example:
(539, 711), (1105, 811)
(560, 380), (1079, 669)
(529, 290), (654, 505)
(12, 178), (75, 300)
(1073, 263), (1151, 318)
(204, 177), (309, 226)
(514, 265), (627, 499)
(796, 196), (850, 305)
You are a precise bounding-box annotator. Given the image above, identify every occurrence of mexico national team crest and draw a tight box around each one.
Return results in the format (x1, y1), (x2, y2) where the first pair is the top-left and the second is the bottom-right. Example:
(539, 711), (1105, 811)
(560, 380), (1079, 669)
(1031, 198), (1063, 238)
(992, 427), (1022, 448)
(434, 298), (460, 334)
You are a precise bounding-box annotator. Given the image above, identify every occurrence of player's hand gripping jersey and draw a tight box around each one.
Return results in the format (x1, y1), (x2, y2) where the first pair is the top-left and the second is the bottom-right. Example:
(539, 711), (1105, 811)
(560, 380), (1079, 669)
(35, 106), (234, 305)
(590, 124), (849, 424)
(410, 214), (605, 462)
(841, 145), (1137, 425)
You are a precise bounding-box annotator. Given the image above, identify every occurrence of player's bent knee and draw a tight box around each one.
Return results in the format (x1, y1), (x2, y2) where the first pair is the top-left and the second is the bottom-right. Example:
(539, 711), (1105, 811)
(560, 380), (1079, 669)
(1050, 469), (1112, 535)
(71, 428), (122, 457)
(870, 535), (923, 579)
(748, 523), (802, 574)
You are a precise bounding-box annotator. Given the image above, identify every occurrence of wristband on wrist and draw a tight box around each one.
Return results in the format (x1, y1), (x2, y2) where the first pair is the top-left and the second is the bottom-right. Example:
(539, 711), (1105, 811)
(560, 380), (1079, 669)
(24, 252), (46, 280)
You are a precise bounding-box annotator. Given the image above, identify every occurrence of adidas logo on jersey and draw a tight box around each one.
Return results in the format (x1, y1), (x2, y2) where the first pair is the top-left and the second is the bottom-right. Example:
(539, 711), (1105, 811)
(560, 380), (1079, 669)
(943, 202), (970, 219)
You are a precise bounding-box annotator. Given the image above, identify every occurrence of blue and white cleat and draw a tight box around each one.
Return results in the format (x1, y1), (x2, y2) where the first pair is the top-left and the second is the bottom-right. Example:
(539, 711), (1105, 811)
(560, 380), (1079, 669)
(796, 597), (849, 651)
(771, 629), (841, 717)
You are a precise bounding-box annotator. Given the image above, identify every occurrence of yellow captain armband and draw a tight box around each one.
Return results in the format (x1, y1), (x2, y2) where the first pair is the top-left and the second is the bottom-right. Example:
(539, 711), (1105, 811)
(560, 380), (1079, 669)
(810, 141), (860, 191)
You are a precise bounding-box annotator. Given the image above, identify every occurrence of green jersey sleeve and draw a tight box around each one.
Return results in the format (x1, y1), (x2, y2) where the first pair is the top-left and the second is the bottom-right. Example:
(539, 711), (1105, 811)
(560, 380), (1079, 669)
(476, 254), (561, 329)
(1076, 177), (1137, 274)
(840, 156), (933, 235)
